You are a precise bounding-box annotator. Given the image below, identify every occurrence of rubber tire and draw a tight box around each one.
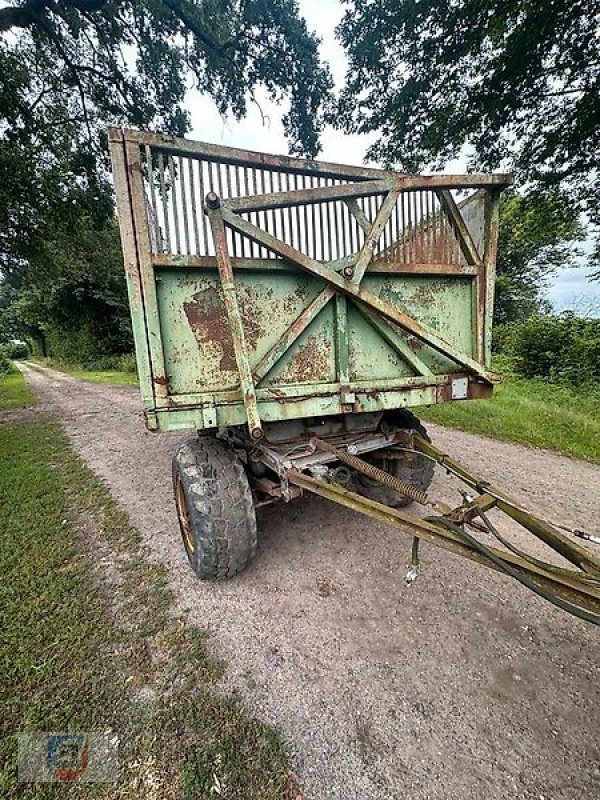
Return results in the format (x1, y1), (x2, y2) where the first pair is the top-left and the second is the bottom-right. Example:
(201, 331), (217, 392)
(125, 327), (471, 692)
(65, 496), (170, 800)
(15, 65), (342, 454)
(172, 436), (257, 580)
(356, 409), (435, 508)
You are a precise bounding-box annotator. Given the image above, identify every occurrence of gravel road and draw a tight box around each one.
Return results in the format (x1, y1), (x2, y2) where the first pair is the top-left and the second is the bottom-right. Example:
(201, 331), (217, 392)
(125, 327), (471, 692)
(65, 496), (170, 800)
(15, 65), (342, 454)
(17, 362), (600, 800)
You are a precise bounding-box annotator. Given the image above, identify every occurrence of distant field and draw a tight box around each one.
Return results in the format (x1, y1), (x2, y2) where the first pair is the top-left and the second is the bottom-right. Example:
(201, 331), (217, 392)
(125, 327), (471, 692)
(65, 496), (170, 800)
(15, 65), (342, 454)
(418, 373), (600, 463)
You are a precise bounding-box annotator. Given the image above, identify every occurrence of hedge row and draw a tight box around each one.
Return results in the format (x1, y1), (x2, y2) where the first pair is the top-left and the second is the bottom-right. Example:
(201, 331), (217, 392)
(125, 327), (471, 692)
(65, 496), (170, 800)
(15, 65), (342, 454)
(494, 313), (600, 387)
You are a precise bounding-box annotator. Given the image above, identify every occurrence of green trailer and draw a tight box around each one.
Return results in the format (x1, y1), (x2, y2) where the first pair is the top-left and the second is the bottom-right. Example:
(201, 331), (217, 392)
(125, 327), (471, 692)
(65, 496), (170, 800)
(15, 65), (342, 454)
(109, 128), (600, 624)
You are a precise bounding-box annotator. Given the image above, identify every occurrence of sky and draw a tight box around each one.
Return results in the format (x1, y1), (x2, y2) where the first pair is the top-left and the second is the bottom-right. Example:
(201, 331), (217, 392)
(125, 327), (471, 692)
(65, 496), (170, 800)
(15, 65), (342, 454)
(186, 0), (599, 314)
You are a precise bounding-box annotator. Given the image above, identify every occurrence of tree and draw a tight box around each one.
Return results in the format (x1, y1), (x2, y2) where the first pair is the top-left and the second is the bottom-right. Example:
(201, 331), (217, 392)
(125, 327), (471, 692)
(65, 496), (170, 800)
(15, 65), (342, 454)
(0, 0), (332, 157)
(336, 0), (599, 261)
(0, 0), (332, 361)
(494, 191), (584, 324)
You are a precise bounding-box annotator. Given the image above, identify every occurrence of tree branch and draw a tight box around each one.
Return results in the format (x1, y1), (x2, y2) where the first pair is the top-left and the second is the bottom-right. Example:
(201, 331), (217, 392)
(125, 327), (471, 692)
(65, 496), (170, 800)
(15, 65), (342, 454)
(0, 0), (109, 32)
(0, 0), (48, 32)
(159, 0), (233, 55)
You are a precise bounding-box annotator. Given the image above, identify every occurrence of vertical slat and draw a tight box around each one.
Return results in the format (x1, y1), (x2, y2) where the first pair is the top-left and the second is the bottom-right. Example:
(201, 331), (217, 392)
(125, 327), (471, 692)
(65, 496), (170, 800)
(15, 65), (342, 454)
(310, 175), (318, 260)
(157, 152), (171, 253)
(200, 160), (211, 255)
(397, 193), (404, 262)
(333, 181), (342, 261)
(316, 176), (325, 260)
(292, 173), (308, 255)
(301, 174), (310, 256)
(188, 158), (201, 255)
(144, 145), (161, 253)
(406, 191), (413, 263)
(251, 168), (262, 258)
(233, 164), (244, 256)
(224, 164), (237, 256)
(258, 169), (272, 258)
(425, 191), (431, 262)
(168, 155), (181, 254)
(325, 178), (333, 261)
(179, 155), (191, 255)
(285, 172), (294, 248)
(270, 171), (280, 241)
(244, 167), (256, 257)
(277, 172), (286, 245)
(383, 194), (392, 261)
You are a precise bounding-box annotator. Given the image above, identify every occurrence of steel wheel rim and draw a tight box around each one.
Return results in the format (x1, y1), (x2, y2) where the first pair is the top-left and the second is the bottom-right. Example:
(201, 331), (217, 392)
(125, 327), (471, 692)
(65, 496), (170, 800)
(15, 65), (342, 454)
(175, 473), (195, 554)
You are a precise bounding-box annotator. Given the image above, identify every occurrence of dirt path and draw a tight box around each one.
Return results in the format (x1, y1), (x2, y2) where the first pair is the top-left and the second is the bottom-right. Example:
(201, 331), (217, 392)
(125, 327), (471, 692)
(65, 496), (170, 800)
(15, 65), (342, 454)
(19, 362), (600, 800)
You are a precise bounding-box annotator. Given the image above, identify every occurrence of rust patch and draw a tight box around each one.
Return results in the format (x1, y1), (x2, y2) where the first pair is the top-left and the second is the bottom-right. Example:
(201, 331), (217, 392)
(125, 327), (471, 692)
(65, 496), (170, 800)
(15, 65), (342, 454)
(405, 334), (425, 353)
(284, 334), (331, 383)
(468, 381), (493, 400)
(236, 285), (267, 351)
(184, 288), (237, 372)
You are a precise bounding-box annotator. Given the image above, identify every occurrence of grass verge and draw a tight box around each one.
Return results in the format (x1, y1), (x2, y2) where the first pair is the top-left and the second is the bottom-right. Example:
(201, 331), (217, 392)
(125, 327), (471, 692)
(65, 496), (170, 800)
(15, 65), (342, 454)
(0, 367), (37, 410)
(418, 372), (600, 463)
(0, 416), (294, 798)
(30, 358), (138, 386)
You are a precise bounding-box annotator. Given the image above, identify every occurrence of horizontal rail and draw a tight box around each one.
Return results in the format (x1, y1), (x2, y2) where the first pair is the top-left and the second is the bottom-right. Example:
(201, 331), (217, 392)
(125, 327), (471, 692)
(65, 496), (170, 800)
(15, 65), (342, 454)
(110, 126), (389, 180)
(150, 254), (477, 275)
(222, 178), (394, 212)
(222, 175), (512, 214)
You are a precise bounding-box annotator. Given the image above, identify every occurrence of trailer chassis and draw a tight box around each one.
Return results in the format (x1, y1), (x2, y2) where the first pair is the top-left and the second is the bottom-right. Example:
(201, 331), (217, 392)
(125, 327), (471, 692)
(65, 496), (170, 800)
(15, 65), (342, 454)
(221, 426), (600, 624)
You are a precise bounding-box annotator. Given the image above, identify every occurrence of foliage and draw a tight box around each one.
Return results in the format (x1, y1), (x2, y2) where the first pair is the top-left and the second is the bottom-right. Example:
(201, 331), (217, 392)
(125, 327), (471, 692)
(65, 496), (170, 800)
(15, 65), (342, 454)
(494, 190), (584, 324)
(418, 368), (600, 463)
(336, 0), (599, 261)
(0, 357), (14, 376)
(0, 0), (331, 160)
(0, 342), (28, 360)
(1, 216), (133, 362)
(497, 313), (600, 387)
(0, 0), (332, 365)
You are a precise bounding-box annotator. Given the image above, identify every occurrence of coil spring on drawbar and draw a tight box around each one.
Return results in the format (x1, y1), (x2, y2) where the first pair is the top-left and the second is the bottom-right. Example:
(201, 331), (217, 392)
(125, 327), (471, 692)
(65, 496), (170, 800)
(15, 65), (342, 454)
(311, 437), (429, 506)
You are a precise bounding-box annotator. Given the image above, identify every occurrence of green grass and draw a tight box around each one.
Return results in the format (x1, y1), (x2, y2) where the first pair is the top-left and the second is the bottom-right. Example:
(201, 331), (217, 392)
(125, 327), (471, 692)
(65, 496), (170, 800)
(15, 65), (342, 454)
(0, 366), (37, 410)
(419, 372), (600, 463)
(0, 413), (293, 797)
(30, 358), (138, 386)
(62, 367), (138, 385)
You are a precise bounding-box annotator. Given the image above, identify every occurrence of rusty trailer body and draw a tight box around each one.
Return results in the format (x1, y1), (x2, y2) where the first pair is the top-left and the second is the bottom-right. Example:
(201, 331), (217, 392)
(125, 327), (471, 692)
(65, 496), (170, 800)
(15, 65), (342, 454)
(109, 128), (600, 625)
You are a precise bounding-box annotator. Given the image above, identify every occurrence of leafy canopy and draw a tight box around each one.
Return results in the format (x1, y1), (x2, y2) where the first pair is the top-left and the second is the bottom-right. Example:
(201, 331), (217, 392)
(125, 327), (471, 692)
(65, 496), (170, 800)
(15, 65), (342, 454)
(0, 0), (332, 358)
(336, 0), (599, 239)
(495, 191), (584, 324)
(0, 0), (332, 156)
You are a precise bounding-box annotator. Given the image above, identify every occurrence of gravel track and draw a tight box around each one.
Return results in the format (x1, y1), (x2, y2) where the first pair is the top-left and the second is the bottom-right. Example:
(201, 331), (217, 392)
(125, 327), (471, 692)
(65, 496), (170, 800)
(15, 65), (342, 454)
(18, 362), (600, 800)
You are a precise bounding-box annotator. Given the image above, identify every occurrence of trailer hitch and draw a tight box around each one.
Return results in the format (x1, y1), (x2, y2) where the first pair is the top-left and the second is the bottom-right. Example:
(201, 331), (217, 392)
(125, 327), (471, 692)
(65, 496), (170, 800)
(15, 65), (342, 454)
(286, 435), (600, 625)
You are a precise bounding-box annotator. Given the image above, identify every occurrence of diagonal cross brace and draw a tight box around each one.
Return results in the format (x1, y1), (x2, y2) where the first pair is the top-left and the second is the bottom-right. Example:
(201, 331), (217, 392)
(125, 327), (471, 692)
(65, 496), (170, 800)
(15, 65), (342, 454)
(251, 189), (430, 383)
(220, 206), (493, 382)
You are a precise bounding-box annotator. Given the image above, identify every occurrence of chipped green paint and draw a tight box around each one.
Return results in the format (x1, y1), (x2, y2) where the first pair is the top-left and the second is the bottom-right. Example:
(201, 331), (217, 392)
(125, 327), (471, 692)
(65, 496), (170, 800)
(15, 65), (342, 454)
(109, 128), (511, 434)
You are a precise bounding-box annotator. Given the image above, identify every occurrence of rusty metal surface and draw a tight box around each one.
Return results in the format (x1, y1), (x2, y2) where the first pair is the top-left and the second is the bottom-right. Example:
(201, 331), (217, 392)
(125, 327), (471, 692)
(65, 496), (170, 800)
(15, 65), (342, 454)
(108, 127), (512, 435)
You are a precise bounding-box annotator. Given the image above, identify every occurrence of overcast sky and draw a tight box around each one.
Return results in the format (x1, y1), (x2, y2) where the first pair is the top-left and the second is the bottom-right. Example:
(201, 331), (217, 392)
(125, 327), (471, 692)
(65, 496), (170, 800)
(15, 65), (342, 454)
(186, 0), (599, 314)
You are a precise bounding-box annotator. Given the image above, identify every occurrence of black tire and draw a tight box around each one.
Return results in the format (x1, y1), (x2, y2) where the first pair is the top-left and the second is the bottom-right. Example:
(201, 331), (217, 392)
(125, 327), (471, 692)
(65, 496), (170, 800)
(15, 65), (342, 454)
(355, 409), (434, 508)
(172, 436), (257, 580)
